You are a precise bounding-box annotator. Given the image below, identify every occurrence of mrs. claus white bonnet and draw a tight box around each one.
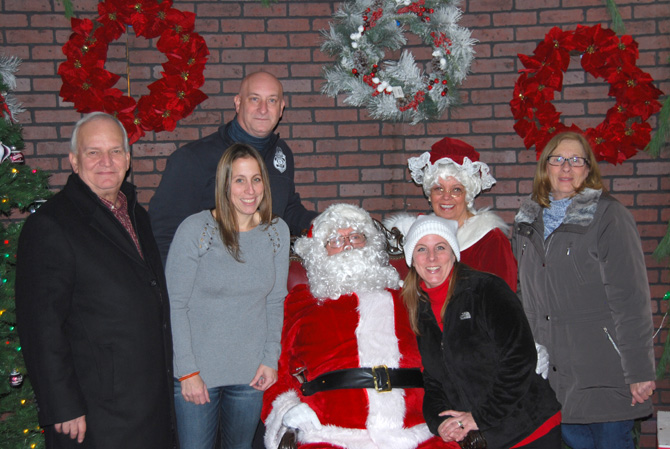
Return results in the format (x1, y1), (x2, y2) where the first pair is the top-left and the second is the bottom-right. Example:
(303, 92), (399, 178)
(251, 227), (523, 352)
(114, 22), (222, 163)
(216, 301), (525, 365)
(407, 137), (496, 211)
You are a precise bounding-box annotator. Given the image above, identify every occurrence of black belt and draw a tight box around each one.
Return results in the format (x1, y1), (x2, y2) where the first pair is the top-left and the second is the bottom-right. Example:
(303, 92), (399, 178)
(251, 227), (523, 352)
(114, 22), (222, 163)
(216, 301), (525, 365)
(300, 366), (423, 396)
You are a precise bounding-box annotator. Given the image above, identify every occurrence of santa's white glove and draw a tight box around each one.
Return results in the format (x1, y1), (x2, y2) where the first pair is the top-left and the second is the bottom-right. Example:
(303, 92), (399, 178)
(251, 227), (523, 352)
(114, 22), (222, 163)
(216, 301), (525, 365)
(535, 342), (549, 380)
(282, 403), (323, 431)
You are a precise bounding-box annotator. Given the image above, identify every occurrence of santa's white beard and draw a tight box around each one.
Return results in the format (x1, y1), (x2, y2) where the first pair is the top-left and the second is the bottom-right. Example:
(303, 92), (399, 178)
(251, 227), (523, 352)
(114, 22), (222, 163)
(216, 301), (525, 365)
(306, 246), (401, 300)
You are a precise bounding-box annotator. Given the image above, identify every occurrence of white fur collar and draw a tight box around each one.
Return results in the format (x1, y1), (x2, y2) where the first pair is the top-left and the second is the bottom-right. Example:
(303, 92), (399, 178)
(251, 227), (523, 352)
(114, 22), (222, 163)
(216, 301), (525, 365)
(458, 209), (509, 251)
(515, 188), (603, 227)
(383, 210), (509, 252)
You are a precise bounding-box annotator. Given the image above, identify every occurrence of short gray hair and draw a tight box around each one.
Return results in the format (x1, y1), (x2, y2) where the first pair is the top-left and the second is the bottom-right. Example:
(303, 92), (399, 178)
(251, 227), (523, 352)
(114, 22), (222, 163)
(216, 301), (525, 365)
(70, 112), (130, 155)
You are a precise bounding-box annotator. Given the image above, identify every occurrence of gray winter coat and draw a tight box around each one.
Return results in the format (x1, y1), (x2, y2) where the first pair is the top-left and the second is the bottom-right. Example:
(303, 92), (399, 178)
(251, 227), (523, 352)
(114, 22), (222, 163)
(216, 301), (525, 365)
(512, 188), (654, 423)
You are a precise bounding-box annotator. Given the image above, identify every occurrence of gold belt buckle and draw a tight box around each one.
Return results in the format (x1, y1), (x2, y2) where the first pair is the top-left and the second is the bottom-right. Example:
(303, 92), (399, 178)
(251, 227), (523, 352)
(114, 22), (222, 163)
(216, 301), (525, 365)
(371, 365), (391, 392)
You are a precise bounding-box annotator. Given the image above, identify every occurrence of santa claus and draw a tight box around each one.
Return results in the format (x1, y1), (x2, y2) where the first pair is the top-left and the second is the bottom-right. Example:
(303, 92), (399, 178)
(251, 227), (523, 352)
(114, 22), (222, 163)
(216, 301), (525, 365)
(262, 204), (457, 449)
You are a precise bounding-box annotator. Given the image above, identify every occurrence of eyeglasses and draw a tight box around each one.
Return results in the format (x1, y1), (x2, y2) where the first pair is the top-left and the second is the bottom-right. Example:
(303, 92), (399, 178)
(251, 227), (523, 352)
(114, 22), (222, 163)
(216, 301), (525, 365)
(326, 233), (366, 249)
(547, 156), (589, 167)
(430, 185), (465, 198)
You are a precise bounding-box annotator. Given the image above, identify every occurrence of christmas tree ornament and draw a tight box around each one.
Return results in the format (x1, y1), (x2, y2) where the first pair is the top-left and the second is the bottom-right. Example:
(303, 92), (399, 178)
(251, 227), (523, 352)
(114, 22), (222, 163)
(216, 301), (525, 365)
(321, 0), (475, 124)
(510, 24), (663, 164)
(1, 142), (11, 163)
(9, 146), (24, 164)
(9, 369), (24, 388)
(59, 0), (209, 144)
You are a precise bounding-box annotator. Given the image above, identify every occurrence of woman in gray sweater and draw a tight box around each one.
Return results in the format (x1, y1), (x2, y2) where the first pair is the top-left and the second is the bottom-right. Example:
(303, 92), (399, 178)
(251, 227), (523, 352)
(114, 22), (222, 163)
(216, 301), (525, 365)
(166, 143), (290, 449)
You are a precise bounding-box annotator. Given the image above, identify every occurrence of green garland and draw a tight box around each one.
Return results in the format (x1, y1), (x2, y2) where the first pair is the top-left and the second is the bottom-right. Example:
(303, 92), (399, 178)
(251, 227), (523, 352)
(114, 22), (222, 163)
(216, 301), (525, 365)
(603, 0), (626, 35)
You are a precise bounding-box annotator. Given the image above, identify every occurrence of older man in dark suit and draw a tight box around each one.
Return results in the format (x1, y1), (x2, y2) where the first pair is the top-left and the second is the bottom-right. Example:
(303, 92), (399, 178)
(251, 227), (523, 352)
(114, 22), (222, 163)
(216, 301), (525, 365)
(15, 112), (176, 448)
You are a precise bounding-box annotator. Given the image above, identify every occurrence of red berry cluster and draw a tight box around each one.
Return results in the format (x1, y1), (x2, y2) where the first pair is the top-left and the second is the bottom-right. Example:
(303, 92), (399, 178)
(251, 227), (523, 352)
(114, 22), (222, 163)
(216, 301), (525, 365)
(363, 7), (384, 29)
(431, 31), (452, 55)
(352, 63), (379, 79)
(429, 31), (452, 96)
(397, 0), (434, 22)
(361, 64), (391, 97)
(427, 78), (449, 96)
(398, 90), (426, 111)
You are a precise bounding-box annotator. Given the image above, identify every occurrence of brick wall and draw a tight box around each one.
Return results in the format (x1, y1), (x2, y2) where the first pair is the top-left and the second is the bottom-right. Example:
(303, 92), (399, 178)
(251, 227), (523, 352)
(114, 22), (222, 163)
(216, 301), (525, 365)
(2, 0), (669, 446)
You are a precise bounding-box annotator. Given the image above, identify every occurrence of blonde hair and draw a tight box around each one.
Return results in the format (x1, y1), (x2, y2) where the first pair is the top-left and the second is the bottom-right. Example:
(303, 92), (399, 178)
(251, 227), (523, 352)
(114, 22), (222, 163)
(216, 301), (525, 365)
(402, 262), (462, 335)
(214, 143), (273, 261)
(531, 131), (605, 208)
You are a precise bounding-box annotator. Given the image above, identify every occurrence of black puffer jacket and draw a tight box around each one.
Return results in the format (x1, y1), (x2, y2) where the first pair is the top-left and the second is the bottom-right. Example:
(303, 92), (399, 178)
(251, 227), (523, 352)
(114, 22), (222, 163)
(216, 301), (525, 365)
(417, 266), (560, 449)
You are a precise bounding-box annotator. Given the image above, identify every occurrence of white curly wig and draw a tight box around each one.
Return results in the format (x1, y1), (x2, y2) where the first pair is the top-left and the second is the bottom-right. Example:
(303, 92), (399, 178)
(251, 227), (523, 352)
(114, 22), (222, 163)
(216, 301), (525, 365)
(408, 152), (496, 212)
(294, 203), (400, 299)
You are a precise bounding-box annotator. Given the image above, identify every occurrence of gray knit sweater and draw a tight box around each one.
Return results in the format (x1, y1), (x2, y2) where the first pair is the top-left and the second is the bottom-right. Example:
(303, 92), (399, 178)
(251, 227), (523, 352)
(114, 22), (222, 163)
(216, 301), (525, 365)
(166, 210), (289, 387)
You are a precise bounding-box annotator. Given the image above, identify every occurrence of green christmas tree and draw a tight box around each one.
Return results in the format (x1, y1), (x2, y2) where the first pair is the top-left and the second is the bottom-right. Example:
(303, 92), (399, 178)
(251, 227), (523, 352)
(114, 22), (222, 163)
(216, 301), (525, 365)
(0, 55), (51, 449)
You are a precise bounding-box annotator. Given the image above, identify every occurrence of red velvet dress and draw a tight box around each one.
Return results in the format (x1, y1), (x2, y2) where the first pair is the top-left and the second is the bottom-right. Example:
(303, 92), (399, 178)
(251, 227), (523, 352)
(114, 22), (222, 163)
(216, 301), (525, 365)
(262, 285), (458, 449)
(457, 211), (517, 292)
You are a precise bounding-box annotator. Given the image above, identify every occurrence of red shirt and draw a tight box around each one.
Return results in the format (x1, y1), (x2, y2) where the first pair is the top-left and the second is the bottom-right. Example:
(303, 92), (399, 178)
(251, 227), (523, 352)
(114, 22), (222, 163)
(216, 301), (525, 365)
(421, 268), (453, 331)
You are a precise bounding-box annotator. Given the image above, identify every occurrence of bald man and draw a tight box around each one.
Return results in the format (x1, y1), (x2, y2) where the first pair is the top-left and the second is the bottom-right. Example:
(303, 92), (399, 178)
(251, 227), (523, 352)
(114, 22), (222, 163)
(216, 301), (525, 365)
(150, 71), (317, 262)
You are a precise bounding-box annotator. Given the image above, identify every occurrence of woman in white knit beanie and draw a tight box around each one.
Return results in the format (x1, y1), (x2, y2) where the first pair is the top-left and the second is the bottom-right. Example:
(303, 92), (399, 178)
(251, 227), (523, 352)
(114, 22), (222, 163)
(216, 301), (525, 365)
(401, 214), (562, 449)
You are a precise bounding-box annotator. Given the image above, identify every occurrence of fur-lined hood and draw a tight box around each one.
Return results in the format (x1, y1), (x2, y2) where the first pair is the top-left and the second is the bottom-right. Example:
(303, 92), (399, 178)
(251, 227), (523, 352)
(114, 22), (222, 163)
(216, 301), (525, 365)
(515, 188), (603, 227)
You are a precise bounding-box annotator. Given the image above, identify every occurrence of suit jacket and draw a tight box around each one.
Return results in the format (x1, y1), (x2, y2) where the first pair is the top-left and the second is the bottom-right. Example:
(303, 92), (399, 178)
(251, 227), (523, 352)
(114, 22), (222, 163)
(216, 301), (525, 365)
(15, 173), (177, 449)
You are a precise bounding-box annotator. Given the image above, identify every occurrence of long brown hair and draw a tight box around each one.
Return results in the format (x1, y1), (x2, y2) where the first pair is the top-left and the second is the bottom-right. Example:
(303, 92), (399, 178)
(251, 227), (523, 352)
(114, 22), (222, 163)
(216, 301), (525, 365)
(214, 143), (273, 262)
(402, 262), (462, 335)
(531, 131), (605, 208)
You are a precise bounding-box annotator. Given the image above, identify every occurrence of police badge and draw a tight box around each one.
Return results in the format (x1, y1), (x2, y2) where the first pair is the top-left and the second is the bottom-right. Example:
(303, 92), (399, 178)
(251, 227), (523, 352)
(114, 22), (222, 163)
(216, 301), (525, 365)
(273, 148), (287, 173)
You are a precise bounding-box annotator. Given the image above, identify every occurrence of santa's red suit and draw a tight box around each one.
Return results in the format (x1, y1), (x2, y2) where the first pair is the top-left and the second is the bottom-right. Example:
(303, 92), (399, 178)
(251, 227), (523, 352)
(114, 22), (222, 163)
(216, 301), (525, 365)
(262, 284), (457, 449)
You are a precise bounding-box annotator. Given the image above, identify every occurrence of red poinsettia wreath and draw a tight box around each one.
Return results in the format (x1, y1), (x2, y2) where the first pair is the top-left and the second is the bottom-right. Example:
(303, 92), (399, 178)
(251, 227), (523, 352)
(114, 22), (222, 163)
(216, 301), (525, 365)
(511, 25), (663, 164)
(59, 0), (209, 144)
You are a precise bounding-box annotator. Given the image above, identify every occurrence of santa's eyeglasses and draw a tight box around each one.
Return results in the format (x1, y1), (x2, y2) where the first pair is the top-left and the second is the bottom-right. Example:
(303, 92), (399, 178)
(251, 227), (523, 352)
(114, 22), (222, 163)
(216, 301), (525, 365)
(326, 233), (366, 249)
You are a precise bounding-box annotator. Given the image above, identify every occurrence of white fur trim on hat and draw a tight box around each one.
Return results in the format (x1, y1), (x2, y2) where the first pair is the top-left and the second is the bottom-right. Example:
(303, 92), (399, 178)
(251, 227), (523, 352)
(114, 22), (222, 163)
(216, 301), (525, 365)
(403, 215), (460, 266)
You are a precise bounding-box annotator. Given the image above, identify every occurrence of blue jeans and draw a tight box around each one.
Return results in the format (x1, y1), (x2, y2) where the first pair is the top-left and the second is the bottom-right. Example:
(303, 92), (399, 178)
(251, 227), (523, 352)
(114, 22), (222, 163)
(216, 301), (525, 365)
(561, 420), (634, 449)
(174, 379), (263, 449)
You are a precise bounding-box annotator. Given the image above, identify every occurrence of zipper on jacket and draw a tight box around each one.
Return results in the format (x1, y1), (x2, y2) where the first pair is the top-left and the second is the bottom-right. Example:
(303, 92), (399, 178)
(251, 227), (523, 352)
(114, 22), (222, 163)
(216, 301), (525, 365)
(603, 327), (621, 357)
(544, 234), (554, 256)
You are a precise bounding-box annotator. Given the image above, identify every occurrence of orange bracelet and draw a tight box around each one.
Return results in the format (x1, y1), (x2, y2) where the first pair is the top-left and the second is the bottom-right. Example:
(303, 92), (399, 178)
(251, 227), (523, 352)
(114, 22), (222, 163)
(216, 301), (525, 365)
(178, 371), (200, 382)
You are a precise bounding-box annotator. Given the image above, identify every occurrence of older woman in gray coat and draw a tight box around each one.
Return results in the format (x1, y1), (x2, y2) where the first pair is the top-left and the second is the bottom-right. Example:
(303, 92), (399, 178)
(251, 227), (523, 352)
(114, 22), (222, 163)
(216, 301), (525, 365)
(512, 131), (655, 449)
